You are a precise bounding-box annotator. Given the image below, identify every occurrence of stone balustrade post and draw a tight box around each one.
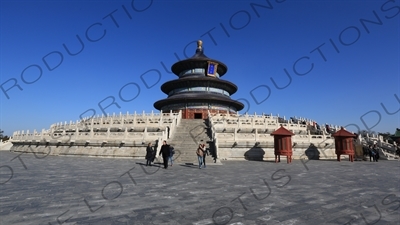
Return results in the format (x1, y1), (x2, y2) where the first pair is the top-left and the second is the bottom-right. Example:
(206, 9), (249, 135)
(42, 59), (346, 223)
(124, 127), (128, 140)
(90, 117), (94, 130)
(172, 118), (178, 135)
(215, 137), (219, 159)
(234, 128), (237, 141)
(178, 110), (182, 125)
(156, 137), (162, 155)
(144, 127), (148, 140)
(169, 122), (174, 140)
(76, 125), (79, 137)
(264, 118), (267, 130)
(21, 130), (25, 140)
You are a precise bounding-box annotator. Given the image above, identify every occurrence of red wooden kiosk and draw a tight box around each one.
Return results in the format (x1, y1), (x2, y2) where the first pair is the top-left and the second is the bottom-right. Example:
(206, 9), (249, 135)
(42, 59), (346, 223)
(271, 125), (295, 163)
(332, 128), (356, 162)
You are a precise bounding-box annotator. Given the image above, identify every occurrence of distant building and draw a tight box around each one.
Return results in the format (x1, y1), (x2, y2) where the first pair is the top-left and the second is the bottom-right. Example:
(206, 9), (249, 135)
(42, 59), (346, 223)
(390, 128), (400, 144)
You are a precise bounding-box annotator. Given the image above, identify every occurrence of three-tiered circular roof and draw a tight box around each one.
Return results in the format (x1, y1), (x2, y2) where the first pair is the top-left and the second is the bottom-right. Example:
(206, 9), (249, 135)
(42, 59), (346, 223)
(153, 40), (244, 111)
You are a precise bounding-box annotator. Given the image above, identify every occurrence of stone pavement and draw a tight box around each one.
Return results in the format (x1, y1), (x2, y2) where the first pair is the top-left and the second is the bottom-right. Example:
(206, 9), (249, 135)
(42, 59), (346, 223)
(0, 151), (399, 225)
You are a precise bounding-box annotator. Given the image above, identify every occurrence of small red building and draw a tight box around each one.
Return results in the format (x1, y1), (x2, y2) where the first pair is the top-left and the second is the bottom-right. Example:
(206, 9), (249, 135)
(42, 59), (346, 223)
(271, 126), (295, 163)
(332, 128), (356, 162)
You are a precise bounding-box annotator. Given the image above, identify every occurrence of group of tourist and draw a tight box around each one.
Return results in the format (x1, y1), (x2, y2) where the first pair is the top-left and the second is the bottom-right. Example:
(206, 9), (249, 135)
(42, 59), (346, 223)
(147, 140), (392, 166)
(145, 140), (175, 168)
(145, 140), (209, 169)
(368, 144), (380, 162)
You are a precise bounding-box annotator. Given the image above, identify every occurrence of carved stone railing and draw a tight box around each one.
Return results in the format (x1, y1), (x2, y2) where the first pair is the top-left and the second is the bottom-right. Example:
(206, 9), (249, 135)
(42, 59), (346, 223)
(12, 110), (181, 147)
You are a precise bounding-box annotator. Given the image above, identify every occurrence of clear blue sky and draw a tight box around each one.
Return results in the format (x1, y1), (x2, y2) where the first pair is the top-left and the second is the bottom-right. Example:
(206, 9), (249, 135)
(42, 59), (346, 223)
(1, 0), (399, 136)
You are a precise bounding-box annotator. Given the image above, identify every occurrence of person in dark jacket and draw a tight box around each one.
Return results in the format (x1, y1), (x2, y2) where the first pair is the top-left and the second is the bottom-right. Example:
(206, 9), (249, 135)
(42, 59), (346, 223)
(145, 142), (154, 166)
(201, 144), (207, 168)
(159, 140), (170, 169)
(373, 146), (379, 162)
(368, 145), (374, 162)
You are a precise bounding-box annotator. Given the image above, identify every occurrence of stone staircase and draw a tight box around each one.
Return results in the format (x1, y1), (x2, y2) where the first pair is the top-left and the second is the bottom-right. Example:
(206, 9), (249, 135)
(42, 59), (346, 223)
(378, 148), (400, 160)
(168, 119), (211, 164)
(362, 141), (400, 161)
(0, 140), (12, 151)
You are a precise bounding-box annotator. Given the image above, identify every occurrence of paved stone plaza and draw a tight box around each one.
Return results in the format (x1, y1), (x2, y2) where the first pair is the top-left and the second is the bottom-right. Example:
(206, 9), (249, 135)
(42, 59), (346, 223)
(0, 151), (399, 225)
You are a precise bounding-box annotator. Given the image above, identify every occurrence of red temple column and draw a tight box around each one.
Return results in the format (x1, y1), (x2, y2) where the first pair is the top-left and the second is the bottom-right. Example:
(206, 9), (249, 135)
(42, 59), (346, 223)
(332, 128), (356, 162)
(271, 126), (295, 163)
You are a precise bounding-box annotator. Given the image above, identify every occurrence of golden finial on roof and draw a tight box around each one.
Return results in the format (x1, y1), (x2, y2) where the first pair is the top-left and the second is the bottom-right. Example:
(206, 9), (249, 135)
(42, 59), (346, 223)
(197, 40), (203, 49)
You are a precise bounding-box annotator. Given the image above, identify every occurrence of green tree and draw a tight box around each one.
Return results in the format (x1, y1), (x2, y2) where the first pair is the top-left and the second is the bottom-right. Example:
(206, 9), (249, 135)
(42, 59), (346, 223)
(378, 132), (392, 142)
(0, 130), (9, 141)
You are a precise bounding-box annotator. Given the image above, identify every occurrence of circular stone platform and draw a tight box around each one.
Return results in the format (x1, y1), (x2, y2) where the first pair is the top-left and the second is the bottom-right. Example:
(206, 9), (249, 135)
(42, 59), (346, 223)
(0, 151), (399, 224)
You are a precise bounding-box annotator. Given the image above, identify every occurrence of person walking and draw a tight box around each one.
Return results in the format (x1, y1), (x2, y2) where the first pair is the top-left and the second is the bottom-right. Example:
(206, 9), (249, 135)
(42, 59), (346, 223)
(201, 143), (207, 168)
(373, 146), (379, 162)
(368, 145), (374, 162)
(145, 142), (154, 166)
(159, 140), (170, 169)
(196, 144), (204, 169)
